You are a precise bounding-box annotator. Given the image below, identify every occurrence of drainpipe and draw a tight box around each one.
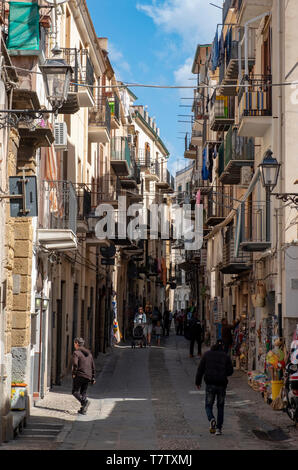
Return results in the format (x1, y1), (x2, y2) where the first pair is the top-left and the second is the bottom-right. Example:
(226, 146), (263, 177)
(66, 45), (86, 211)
(276, 0), (283, 339)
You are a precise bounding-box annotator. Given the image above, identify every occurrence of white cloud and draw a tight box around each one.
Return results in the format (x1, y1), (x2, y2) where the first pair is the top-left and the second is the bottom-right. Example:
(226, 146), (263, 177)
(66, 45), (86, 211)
(174, 56), (194, 99)
(136, 0), (221, 50)
(108, 42), (132, 80)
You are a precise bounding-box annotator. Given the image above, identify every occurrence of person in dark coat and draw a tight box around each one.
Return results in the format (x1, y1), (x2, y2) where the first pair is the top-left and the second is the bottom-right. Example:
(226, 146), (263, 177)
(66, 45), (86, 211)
(195, 339), (233, 435)
(72, 337), (96, 415)
(189, 313), (202, 358)
(162, 310), (171, 336)
(221, 318), (234, 354)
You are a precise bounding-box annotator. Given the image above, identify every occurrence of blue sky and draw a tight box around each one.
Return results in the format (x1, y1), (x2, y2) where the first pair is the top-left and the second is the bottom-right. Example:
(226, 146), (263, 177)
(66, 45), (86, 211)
(86, 0), (222, 176)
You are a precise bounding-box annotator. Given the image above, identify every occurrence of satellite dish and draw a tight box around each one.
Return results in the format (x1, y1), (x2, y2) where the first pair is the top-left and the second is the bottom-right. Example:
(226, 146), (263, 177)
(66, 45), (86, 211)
(44, 0), (69, 4)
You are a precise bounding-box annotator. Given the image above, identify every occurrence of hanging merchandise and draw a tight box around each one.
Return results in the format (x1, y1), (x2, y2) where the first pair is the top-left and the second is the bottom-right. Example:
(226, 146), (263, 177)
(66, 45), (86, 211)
(112, 300), (122, 344)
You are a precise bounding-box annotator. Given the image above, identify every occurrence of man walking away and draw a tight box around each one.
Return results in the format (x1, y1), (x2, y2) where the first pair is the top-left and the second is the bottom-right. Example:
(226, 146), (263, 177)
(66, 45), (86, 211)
(72, 338), (96, 415)
(162, 309), (171, 336)
(195, 339), (233, 435)
(189, 313), (202, 358)
(221, 318), (233, 355)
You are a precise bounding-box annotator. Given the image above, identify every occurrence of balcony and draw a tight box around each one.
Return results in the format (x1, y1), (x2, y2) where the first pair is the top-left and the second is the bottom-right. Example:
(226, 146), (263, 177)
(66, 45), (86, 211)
(239, 203), (271, 252)
(111, 137), (131, 176)
(156, 169), (174, 193)
(108, 94), (121, 129)
(137, 149), (160, 181)
(237, 0), (273, 27)
(119, 150), (141, 191)
(88, 98), (111, 143)
(209, 92), (235, 132)
(184, 134), (197, 160)
(75, 184), (92, 233)
(95, 176), (119, 208)
(38, 181), (77, 250)
(192, 169), (211, 195)
(206, 189), (225, 226)
(190, 129), (203, 147)
(238, 75), (272, 137)
(219, 26), (255, 96)
(218, 126), (254, 184)
(59, 48), (96, 114)
(220, 225), (252, 274)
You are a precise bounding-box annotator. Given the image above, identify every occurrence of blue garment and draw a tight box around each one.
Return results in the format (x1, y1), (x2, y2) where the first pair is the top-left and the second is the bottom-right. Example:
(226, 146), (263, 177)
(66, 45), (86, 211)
(212, 29), (219, 71)
(202, 148), (209, 181)
(205, 384), (226, 430)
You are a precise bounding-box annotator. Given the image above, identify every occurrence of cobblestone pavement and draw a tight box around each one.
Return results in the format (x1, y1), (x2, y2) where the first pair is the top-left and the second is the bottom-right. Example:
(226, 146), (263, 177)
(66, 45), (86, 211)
(1, 333), (298, 451)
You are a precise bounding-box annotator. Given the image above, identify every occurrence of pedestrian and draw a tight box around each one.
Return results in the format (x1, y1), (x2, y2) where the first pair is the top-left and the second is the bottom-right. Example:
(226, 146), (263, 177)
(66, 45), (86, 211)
(152, 306), (162, 326)
(72, 338), (96, 415)
(176, 310), (184, 335)
(189, 312), (202, 358)
(134, 306), (147, 347)
(162, 309), (170, 336)
(145, 304), (153, 346)
(155, 321), (162, 346)
(221, 318), (234, 355)
(195, 339), (234, 435)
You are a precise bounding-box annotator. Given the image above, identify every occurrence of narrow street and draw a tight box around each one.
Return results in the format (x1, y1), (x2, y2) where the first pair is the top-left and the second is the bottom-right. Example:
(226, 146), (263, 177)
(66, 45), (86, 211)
(1, 330), (298, 452)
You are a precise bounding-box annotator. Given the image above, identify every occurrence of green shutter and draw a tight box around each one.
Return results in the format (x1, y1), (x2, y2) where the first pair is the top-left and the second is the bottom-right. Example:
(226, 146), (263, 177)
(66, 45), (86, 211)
(7, 2), (40, 51)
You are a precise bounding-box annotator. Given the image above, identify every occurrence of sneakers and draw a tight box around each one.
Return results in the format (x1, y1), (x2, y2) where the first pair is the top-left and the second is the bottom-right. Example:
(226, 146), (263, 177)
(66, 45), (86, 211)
(209, 418), (216, 434)
(215, 428), (222, 436)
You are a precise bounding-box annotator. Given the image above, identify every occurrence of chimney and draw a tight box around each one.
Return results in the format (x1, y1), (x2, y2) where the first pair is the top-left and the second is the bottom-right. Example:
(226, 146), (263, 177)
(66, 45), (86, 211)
(98, 37), (108, 52)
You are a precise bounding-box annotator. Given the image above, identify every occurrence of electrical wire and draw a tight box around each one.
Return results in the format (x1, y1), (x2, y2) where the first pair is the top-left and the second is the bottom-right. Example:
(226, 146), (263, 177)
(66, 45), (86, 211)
(3, 65), (298, 90)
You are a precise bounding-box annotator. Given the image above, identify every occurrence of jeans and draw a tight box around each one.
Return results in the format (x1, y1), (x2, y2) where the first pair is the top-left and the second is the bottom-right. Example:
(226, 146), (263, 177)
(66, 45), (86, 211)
(72, 376), (90, 405)
(205, 384), (226, 430)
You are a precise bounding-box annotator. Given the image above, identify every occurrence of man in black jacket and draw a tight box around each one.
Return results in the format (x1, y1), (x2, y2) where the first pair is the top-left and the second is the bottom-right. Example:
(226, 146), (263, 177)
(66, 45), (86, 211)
(72, 338), (96, 415)
(195, 339), (233, 435)
(189, 313), (202, 358)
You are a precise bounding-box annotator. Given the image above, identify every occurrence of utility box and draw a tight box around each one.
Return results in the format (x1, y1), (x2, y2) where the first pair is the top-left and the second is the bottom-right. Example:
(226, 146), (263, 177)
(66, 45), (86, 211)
(9, 176), (38, 217)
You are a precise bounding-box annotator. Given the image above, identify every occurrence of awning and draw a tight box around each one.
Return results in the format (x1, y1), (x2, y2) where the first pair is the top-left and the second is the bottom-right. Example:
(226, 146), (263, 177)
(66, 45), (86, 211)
(7, 2), (40, 51)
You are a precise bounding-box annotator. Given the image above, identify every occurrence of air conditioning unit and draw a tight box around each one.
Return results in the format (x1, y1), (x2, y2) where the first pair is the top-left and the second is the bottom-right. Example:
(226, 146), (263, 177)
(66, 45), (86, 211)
(240, 166), (253, 187)
(54, 122), (68, 149)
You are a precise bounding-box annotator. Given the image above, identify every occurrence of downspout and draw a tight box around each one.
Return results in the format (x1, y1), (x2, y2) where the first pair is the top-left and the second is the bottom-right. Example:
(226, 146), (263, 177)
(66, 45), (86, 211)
(276, 0), (283, 339)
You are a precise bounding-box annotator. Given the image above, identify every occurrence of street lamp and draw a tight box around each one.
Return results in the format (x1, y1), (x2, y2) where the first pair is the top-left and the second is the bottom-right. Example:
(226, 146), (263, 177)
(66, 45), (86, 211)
(259, 150), (281, 243)
(39, 58), (73, 112)
(259, 149), (298, 205)
(259, 150), (281, 192)
(0, 58), (73, 129)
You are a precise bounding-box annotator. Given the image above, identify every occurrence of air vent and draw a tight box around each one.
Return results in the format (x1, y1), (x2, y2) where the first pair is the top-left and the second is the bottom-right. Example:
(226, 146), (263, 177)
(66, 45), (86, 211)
(54, 122), (68, 149)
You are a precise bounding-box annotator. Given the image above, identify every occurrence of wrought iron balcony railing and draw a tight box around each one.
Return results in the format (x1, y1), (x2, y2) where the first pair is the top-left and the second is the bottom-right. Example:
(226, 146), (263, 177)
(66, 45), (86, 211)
(39, 180), (77, 234)
(218, 126), (254, 183)
(238, 75), (272, 118)
(108, 93), (120, 122)
(89, 98), (111, 134)
(111, 137), (131, 167)
(137, 149), (160, 178)
(61, 48), (95, 94)
(209, 92), (235, 131)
